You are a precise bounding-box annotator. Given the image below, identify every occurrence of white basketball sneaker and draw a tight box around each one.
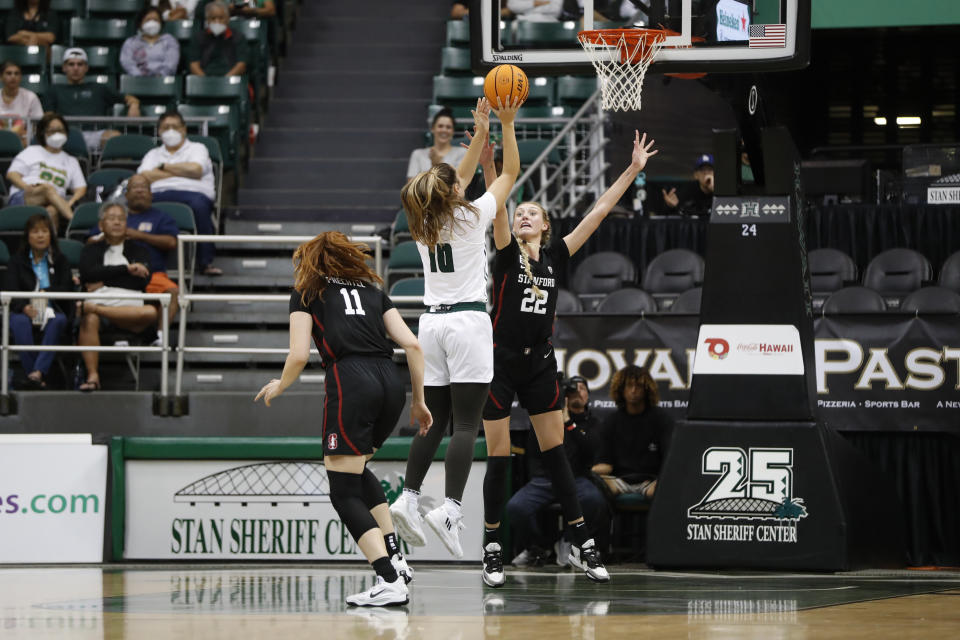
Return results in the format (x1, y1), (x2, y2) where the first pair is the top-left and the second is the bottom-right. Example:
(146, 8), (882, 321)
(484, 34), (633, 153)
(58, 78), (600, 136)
(424, 501), (465, 559)
(481, 542), (506, 587)
(568, 539), (611, 583)
(345, 575), (409, 607)
(389, 491), (427, 547)
(391, 553), (414, 584)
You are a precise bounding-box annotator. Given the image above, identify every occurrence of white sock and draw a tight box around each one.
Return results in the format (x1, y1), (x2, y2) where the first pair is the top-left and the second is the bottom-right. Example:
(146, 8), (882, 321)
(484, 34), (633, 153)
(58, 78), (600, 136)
(402, 488), (421, 503)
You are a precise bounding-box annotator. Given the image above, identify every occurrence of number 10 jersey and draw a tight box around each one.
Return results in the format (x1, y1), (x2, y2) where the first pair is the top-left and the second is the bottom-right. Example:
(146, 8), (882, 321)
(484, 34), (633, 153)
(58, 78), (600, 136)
(489, 235), (570, 349)
(416, 192), (498, 306)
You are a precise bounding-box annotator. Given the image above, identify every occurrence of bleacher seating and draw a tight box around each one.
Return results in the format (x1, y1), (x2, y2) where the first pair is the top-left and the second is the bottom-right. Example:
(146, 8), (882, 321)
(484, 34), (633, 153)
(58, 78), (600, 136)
(98, 133), (155, 170)
(822, 286), (887, 314)
(70, 17), (132, 47)
(119, 75), (181, 109)
(863, 248), (933, 309)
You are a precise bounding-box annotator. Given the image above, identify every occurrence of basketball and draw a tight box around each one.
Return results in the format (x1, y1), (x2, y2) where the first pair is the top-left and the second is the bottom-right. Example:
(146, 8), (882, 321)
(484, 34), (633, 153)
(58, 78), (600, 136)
(483, 64), (529, 109)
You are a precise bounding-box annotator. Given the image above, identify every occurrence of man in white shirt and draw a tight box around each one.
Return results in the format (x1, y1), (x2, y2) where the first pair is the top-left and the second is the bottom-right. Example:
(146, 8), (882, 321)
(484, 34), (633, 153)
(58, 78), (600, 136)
(137, 110), (220, 275)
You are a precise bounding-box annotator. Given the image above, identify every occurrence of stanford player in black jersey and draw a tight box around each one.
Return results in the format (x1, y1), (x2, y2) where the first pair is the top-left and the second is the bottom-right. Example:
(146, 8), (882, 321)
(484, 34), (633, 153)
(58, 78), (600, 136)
(479, 131), (659, 587)
(255, 231), (432, 608)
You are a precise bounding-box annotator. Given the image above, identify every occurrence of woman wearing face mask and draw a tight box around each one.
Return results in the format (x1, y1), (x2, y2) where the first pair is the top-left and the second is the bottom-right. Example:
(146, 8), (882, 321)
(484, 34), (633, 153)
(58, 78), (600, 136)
(0, 60), (42, 146)
(405, 108), (466, 185)
(188, 0), (249, 77)
(3, 213), (73, 390)
(5, 111), (86, 229)
(120, 7), (180, 77)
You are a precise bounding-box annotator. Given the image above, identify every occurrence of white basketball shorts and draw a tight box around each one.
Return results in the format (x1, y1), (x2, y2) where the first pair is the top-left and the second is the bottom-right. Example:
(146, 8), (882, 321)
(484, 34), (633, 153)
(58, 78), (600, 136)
(418, 310), (493, 386)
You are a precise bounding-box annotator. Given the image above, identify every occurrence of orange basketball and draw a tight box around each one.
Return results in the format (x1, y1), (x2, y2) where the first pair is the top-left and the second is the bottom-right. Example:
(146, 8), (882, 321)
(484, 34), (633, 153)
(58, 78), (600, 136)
(483, 64), (529, 109)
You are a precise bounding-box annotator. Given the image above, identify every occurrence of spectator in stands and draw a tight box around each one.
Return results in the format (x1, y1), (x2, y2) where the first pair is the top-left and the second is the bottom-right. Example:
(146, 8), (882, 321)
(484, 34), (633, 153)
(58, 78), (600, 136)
(405, 108), (466, 183)
(47, 48), (142, 152)
(592, 365), (672, 499)
(137, 110), (220, 275)
(5, 112), (86, 229)
(5, 0), (59, 47)
(188, 1), (249, 77)
(77, 201), (158, 392)
(0, 60), (43, 146)
(507, 0), (563, 21)
(662, 153), (714, 217)
(507, 375), (609, 566)
(87, 174), (180, 334)
(3, 213), (72, 389)
(230, 0), (275, 19)
(154, 0), (197, 21)
(120, 6), (181, 77)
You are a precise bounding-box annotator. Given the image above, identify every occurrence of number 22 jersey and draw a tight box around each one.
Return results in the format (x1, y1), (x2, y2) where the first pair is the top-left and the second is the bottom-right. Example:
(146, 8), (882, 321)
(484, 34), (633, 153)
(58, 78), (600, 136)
(289, 278), (395, 368)
(489, 235), (570, 349)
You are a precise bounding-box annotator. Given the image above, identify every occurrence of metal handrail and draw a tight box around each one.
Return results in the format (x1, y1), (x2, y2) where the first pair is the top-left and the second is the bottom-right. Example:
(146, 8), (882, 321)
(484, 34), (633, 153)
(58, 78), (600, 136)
(1, 291), (171, 397)
(62, 116), (212, 137)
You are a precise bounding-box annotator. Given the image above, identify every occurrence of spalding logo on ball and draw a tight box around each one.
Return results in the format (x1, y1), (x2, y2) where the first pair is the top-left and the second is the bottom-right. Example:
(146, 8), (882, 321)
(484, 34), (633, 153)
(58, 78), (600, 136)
(483, 64), (529, 108)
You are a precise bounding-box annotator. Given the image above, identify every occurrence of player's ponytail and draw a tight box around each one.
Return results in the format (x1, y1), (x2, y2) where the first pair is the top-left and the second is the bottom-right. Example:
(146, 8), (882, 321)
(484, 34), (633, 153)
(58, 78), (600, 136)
(514, 201), (552, 300)
(294, 231), (383, 306)
(401, 163), (478, 248)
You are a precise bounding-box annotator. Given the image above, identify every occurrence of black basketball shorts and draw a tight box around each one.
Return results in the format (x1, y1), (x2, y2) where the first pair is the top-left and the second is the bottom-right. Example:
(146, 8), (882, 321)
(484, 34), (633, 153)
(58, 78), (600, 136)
(322, 356), (405, 456)
(482, 342), (562, 421)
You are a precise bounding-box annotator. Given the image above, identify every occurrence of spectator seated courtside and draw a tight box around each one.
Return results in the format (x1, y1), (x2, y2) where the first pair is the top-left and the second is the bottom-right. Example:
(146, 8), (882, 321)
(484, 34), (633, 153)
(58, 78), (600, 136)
(2, 213), (73, 389)
(5, 112), (87, 229)
(77, 201), (158, 392)
(120, 6), (181, 77)
(507, 376), (610, 567)
(87, 174), (180, 340)
(137, 109), (220, 275)
(47, 48), (141, 151)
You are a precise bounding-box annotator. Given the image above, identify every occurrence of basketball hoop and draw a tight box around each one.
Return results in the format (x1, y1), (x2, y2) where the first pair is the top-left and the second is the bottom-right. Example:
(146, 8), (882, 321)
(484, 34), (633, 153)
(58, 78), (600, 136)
(578, 28), (672, 112)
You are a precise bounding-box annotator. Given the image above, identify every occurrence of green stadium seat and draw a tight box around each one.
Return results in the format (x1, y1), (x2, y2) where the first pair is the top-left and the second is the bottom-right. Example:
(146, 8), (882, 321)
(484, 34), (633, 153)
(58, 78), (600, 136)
(64, 129), (90, 173)
(85, 168), (133, 201)
(98, 134), (156, 170)
(389, 277), (426, 314)
(184, 74), (248, 104)
(119, 74), (181, 107)
(179, 104), (239, 170)
(50, 45), (117, 75)
(0, 45), (46, 73)
(524, 76), (555, 107)
(433, 75), (485, 108)
(446, 19), (470, 45)
(70, 18), (133, 46)
(162, 19), (195, 46)
(391, 209), (411, 246)
(441, 46), (472, 75)
(557, 75), (598, 107)
(52, 73), (116, 89)
(113, 103), (169, 117)
(66, 201), (102, 240)
(58, 238), (84, 268)
(386, 241), (424, 288)
(86, 0), (143, 18)
(0, 205), (48, 234)
(50, 0), (84, 14)
(0, 130), (23, 158)
(18, 74), (47, 102)
(152, 201), (197, 233)
(228, 17), (268, 88)
(511, 20), (578, 47)
(518, 138), (563, 165)
(186, 134), (224, 224)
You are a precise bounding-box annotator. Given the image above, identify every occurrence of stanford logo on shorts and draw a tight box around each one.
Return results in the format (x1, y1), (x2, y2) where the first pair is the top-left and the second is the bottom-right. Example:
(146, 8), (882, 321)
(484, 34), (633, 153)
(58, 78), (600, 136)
(327, 433), (338, 450)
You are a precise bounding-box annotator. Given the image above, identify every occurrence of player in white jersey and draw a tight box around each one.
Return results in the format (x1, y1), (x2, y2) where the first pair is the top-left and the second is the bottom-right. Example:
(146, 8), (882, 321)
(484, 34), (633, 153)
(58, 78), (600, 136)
(390, 96), (520, 558)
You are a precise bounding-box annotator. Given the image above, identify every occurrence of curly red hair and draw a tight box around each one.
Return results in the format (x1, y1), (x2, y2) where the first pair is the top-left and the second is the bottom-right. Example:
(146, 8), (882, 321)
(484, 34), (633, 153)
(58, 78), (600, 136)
(293, 231), (382, 306)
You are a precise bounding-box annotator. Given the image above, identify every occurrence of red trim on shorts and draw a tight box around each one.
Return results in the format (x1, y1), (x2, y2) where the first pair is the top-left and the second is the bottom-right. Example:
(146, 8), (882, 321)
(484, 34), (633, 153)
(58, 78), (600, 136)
(491, 273), (508, 332)
(488, 390), (504, 410)
(549, 379), (560, 409)
(332, 363), (361, 455)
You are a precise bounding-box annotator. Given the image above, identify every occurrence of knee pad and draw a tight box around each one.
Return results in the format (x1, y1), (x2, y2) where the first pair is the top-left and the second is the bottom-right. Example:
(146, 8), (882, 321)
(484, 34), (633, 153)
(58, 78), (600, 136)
(327, 470), (378, 541)
(360, 467), (387, 509)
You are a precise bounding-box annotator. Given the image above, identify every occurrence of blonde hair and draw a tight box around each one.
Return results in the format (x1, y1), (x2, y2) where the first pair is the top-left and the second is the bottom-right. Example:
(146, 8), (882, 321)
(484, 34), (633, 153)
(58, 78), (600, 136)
(401, 163), (478, 248)
(293, 231), (382, 306)
(515, 202), (552, 300)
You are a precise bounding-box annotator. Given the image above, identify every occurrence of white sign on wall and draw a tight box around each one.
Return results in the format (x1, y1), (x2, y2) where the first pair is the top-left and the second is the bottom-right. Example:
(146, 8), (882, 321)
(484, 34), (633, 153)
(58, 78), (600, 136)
(694, 324), (805, 375)
(0, 444), (107, 562)
(124, 459), (486, 561)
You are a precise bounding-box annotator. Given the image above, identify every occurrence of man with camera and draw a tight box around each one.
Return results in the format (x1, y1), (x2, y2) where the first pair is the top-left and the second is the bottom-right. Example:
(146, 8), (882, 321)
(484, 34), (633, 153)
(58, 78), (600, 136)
(506, 375), (609, 566)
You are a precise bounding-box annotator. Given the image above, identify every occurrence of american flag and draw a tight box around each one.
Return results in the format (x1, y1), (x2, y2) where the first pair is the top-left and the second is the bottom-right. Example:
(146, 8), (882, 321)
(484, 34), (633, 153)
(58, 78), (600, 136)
(749, 24), (786, 48)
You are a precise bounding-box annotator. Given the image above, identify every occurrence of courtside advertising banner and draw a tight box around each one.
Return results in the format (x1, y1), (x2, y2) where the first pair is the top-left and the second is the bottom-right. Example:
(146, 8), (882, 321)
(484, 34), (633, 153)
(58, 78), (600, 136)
(124, 459), (486, 561)
(0, 443), (107, 562)
(553, 314), (960, 432)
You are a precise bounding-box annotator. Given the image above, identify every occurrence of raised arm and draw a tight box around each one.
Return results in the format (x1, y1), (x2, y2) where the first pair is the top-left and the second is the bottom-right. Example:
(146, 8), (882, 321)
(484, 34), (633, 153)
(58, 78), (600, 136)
(455, 97), (491, 190)
(463, 129), (512, 250)
(564, 130), (658, 257)
(383, 308), (433, 435)
(486, 96), (521, 230)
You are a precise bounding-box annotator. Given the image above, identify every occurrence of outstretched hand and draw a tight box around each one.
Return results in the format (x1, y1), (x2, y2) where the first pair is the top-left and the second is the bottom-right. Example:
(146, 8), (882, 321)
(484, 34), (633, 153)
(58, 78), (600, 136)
(461, 129), (496, 166)
(630, 130), (658, 171)
(254, 379), (282, 407)
(491, 95), (522, 125)
(471, 97), (491, 133)
(410, 400), (434, 436)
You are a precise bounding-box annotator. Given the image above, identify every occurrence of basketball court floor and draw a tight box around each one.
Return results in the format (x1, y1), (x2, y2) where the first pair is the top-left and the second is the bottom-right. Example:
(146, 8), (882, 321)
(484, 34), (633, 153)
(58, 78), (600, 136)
(2, 564), (958, 638)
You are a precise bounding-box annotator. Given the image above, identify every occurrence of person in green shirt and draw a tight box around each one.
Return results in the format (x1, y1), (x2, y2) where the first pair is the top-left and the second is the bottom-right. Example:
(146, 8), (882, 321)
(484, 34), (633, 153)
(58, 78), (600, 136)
(188, 1), (248, 77)
(5, 0), (59, 47)
(46, 48), (142, 151)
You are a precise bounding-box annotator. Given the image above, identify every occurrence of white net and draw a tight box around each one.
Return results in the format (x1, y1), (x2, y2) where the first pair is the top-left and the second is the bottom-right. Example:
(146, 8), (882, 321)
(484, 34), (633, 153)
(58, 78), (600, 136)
(578, 30), (666, 112)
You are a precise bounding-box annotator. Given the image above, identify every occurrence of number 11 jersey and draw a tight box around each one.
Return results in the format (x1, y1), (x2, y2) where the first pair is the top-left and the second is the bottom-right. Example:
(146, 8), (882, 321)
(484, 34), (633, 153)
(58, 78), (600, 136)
(415, 192), (498, 306)
(489, 235), (570, 349)
(289, 278), (395, 368)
